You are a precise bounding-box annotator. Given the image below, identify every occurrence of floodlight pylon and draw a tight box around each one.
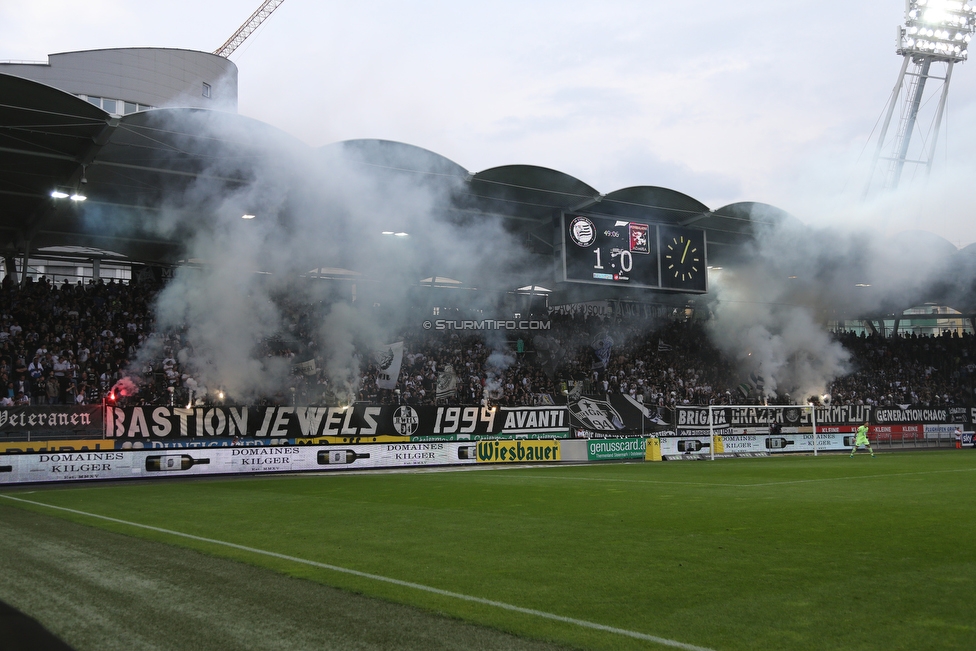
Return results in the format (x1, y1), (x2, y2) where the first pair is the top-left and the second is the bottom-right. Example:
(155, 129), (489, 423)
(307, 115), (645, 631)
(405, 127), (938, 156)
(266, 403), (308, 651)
(865, 1), (976, 196)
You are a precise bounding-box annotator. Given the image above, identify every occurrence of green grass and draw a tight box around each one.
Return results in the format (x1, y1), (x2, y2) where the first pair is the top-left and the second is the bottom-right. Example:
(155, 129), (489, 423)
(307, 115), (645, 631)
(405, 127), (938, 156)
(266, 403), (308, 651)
(3, 451), (976, 651)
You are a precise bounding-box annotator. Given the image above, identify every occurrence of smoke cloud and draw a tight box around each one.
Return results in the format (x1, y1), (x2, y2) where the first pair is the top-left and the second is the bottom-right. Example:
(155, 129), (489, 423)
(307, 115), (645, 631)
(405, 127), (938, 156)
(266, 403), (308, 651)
(92, 105), (975, 407)
(116, 109), (529, 403)
(704, 199), (968, 401)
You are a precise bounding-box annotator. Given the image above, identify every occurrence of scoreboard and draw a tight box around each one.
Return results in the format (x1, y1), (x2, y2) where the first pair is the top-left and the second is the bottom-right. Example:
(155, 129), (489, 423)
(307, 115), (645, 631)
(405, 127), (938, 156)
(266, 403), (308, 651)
(558, 213), (707, 293)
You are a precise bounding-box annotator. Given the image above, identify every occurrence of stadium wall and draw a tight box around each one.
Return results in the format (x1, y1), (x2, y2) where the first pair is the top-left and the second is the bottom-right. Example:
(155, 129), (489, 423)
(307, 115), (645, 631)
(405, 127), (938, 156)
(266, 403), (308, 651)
(0, 405), (973, 484)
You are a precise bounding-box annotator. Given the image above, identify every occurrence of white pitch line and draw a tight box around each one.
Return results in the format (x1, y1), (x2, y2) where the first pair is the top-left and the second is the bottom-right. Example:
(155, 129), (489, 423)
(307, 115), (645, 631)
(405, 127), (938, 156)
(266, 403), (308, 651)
(728, 466), (976, 487)
(0, 494), (716, 651)
(504, 466), (976, 488)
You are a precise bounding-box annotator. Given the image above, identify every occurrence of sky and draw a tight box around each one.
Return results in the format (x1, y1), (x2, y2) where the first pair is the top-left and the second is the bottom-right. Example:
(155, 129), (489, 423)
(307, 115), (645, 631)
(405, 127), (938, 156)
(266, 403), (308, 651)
(3, 0), (976, 247)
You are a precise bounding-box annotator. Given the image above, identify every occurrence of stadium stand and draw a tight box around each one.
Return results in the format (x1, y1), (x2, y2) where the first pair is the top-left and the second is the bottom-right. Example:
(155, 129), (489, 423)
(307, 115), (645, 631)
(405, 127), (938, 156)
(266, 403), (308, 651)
(1, 274), (973, 409)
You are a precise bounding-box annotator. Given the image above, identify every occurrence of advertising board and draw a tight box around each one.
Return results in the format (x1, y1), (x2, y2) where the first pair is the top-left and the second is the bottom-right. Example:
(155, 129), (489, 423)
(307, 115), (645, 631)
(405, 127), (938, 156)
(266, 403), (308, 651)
(0, 442), (481, 485)
(586, 437), (646, 461)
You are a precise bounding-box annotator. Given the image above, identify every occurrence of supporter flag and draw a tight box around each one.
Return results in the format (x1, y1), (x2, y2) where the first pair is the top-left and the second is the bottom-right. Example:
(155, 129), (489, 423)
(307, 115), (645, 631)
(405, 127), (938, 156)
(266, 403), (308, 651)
(568, 397), (624, 432)
(657, 339), (672, 352)
(620, 393), (668, 425)
(736, 369), (764, 399)
(436, 364), (458, 401)
(294, 359), (316, 375)
(375, 342), (404, 390)
(568, 394), (671, 434)
(749, 370), (764, 391)
(566, 381), (584, 399)
(737, 382), (752, 399)
(591, 333), (614, 370)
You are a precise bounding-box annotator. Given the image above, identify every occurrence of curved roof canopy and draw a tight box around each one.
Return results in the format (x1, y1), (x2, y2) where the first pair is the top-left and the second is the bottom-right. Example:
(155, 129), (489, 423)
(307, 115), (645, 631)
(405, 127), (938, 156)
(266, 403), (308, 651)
(6, 72), (967, 315)
(463, 165), (599, 223)
(597, 186), (709, 224)
(0, 72), (793, 273)
(0, 73), (305, 263)
(323, 139), (469, 180)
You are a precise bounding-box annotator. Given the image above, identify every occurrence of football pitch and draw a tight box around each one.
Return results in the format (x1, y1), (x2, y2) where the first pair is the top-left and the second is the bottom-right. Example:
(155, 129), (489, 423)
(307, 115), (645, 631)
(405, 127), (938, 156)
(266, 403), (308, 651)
(1, 451), (975, 651)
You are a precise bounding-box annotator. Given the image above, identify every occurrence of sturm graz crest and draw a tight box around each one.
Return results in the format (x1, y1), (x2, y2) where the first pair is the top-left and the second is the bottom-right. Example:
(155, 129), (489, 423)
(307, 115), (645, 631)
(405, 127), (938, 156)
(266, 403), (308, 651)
(392, 406), (420, 436)
(568, 397), (624, 432)
(783, 408), (801, 424)
(569, 215), (596, 247)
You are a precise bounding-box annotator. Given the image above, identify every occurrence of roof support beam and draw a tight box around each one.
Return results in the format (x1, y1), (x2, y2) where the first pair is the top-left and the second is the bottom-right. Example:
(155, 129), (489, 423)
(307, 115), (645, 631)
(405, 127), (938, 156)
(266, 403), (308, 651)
(0, 145), (249, 186)
(679, 211), (711, 227)
(70, 117), (120, 186)
(566, 194), (604, 213)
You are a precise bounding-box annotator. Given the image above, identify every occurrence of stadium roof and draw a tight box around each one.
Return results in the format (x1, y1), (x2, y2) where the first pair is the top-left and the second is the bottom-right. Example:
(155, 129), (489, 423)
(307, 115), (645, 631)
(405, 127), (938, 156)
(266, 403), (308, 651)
(0, 72), (310, 265)
(5, 71), (973, 318)
(1, 72), (788, 272)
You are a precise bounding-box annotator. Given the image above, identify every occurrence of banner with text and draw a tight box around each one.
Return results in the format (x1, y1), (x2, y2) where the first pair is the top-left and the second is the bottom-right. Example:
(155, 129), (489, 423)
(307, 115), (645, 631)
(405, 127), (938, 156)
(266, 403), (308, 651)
(676, 405), (974, 429)
(586, 437), (646, 460)
(0, 438), (575, 485)
(0, 442), (481, 485)
(0, 406), (101, 436)
(104, 405), (569, 441)
(660, 431), (854, 456)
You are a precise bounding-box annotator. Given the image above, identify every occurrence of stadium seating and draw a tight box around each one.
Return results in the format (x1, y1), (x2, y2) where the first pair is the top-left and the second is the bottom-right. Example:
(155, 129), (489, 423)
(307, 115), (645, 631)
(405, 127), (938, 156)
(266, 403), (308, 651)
(1, 275), (972, 408)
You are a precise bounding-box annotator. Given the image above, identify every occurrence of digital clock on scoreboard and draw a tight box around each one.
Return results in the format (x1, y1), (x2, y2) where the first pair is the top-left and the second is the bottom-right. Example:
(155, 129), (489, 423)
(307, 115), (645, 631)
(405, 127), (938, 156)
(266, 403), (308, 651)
(558, 214), (707, 293)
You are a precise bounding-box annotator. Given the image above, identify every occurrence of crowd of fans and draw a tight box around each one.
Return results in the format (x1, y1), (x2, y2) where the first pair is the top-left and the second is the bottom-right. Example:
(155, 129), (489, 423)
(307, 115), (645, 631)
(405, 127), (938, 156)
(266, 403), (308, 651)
(359, 315), (976, 409)
(828, 330), (975, 407)
(0, 274), (155, 407)
(1, 274), (975, 409)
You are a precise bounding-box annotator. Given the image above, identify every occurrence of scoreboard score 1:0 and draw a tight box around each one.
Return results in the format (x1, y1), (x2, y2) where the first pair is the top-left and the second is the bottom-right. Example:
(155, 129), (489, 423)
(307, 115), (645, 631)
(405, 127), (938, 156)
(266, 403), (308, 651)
(559, 213), (707, 293)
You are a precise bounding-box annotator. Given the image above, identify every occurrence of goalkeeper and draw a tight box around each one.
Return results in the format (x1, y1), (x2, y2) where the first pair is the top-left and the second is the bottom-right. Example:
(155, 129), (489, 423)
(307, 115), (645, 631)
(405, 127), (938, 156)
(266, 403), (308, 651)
(850, 421), (875, 458)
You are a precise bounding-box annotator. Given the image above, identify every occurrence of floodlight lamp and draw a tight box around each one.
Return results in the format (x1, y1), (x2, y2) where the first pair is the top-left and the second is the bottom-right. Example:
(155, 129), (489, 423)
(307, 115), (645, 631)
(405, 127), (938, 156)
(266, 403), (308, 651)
(50, 190), (69, 199)
(381, 231), (395, 235)
(241, 214), (255, 219)
(394, 232), (409, 237)
(70, 193), (86, 201)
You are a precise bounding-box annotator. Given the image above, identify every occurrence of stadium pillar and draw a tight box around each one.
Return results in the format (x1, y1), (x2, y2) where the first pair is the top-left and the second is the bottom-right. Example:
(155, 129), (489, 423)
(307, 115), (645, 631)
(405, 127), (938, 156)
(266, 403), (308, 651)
(708, 405), (716, 461)
(19, 246), (29, 287)
(810, 404), (818, 456)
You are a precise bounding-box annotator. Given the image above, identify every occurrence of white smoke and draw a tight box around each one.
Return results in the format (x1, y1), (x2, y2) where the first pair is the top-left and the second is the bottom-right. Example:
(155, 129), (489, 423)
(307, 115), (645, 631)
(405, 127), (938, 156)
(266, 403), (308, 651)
(484, 350), (515, 400)
(118, 110), (529, 403)
(705, 199), (964, 401)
